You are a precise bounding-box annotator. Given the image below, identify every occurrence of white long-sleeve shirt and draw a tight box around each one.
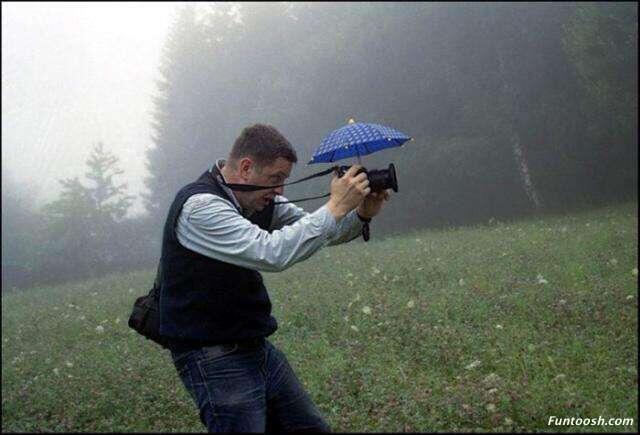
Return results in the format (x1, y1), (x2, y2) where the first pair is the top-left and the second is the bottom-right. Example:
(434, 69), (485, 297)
(175, 160), (363, 272)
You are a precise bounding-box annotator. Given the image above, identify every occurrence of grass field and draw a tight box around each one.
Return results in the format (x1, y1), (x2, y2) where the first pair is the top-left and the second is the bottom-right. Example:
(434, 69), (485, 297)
(2, 201), (638, 432)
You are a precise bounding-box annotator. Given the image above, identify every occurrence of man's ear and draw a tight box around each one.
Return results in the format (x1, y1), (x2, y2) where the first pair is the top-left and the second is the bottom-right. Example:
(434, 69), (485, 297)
(238, 157), (253, 180)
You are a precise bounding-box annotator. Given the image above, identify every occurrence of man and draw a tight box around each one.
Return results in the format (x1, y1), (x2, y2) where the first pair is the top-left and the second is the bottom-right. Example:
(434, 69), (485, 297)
(159, 124), (390, 432)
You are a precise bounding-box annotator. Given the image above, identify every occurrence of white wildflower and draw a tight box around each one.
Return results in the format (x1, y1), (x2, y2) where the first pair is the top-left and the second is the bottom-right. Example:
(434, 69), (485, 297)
(96, 325), (104, 333)
(371, 267), (381, 275)
(79, 315), (86, 321)
(609, 258), (618, 266)
(487, 388), (499, 395)
(486, 403), (497, 413)
(350, 325), (359, 332)
(632, 268), (638, 276)
(465, 359), (481, 370)
(558, 299), (567, 305)
(66, 361), (73, 368)
(114, 318), (121, 324)
(553, 374), (566, 382)
(536, 274), (548, 284)
(626, 295), (634, 300)
(504, 417), (514, 425)
(362, 306), (372, 315)
(495, 324), (503, 329)
(459, 278), (465, 286)
(53, 368), (60, 376)
(416, 267), (423, 271)
(406, 300), (415, 309)
(483, 373), (502, 386)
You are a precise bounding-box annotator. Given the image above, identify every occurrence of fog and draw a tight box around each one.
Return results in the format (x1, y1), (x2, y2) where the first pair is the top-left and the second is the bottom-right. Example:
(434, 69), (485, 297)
(1, 2), (637, 289)
(2, 2), (178, 216)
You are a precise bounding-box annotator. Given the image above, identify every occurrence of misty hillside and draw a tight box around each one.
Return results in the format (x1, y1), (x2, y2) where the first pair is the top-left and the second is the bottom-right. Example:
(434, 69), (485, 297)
(2, 201), (637, 431)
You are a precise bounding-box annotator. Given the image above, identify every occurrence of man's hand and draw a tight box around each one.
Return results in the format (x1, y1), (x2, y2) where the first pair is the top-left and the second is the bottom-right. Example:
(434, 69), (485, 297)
(357, 189), (391, 219)
(326, 165), (370, 220)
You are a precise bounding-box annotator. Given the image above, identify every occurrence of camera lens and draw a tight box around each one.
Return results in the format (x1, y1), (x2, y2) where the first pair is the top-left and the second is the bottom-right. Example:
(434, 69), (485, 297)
(367, 163), (398, 193)
(336, 164), (397, 192)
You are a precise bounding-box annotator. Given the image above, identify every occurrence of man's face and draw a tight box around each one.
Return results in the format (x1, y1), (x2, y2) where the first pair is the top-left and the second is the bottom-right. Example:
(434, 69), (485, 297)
(240, 157), (293, 212)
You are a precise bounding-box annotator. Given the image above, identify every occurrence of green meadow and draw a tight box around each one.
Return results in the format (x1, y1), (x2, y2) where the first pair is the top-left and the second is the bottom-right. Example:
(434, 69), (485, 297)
(2, 201), (638, 432)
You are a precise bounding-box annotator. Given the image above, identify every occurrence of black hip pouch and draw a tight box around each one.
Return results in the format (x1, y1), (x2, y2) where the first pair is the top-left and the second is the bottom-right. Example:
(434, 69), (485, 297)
(128, 283), (169, 349)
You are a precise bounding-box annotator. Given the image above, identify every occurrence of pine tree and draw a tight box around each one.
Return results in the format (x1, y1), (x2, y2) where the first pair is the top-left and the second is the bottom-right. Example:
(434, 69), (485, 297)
(42, 142), (133, 278)
(144, 5), (210, 227)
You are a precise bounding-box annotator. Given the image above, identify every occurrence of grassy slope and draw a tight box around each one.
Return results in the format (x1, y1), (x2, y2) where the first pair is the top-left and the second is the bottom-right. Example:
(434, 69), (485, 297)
(2, 201), (638, 432)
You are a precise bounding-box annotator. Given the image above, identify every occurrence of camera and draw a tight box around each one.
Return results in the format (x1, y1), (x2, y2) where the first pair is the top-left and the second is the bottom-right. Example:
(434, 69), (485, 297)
(336, 163), (398, 193)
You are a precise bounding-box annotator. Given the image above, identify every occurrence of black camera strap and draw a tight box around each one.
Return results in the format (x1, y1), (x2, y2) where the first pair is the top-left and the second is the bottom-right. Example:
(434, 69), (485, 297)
(218, 165), (373, 241)
(219, 166), (338, 204)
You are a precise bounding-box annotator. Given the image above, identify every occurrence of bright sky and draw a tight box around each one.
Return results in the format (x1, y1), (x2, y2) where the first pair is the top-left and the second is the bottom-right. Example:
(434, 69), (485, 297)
(2, 2), (194, 216)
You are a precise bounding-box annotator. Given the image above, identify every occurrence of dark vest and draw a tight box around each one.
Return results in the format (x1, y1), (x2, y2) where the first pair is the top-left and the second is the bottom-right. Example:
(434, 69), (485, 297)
(159, 168), (278, 351)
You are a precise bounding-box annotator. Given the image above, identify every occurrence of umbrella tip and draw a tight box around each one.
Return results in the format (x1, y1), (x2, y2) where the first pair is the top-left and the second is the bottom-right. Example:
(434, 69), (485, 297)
(347, 117), (356, 124)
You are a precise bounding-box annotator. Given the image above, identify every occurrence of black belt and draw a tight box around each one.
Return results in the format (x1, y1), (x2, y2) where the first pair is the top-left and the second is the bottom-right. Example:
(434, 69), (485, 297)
(169, 337), (265, 354)
(197, 338), (264, 360)
(233, 337), (264, 349)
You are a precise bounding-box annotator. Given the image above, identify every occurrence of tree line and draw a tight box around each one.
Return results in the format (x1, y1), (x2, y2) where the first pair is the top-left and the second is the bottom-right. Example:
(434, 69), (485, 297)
(2, 144), (156, 290)
(2, 2), (636, 290)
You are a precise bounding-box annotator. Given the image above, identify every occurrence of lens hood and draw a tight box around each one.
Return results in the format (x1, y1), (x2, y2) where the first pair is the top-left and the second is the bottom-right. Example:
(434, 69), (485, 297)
(388, 163), (398, 192)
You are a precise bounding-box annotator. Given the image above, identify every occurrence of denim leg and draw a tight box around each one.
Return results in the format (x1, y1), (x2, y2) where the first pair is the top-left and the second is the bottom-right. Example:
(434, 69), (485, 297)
(263, 341), (331, 433)
(172, 346), (267, 433)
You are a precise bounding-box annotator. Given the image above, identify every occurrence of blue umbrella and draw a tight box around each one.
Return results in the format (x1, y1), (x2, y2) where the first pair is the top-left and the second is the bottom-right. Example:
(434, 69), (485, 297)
(308, 118), (412, 164)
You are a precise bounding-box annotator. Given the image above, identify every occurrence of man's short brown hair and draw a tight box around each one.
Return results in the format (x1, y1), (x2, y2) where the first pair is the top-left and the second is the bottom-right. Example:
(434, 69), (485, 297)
(228, 124), (297, 169)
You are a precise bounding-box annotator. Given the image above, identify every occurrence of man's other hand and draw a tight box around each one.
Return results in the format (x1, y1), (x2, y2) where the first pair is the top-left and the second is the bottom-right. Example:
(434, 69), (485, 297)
(357, 189), (391, 219)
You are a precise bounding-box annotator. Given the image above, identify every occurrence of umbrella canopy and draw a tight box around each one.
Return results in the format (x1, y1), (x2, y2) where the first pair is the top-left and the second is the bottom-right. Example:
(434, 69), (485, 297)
(308, 119), (412, 164)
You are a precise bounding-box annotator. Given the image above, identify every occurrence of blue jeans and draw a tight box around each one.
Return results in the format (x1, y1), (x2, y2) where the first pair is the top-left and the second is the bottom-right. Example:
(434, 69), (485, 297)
(171, 338), (331, 433)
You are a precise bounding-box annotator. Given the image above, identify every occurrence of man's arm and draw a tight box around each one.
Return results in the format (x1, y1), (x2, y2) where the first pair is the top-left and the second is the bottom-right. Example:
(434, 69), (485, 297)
(270, 195), (363, 246)
(176, 193), (343, 273)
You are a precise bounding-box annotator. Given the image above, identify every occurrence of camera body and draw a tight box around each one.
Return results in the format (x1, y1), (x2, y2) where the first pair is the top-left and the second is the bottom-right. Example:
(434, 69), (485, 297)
(336, 163), (398, 193)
